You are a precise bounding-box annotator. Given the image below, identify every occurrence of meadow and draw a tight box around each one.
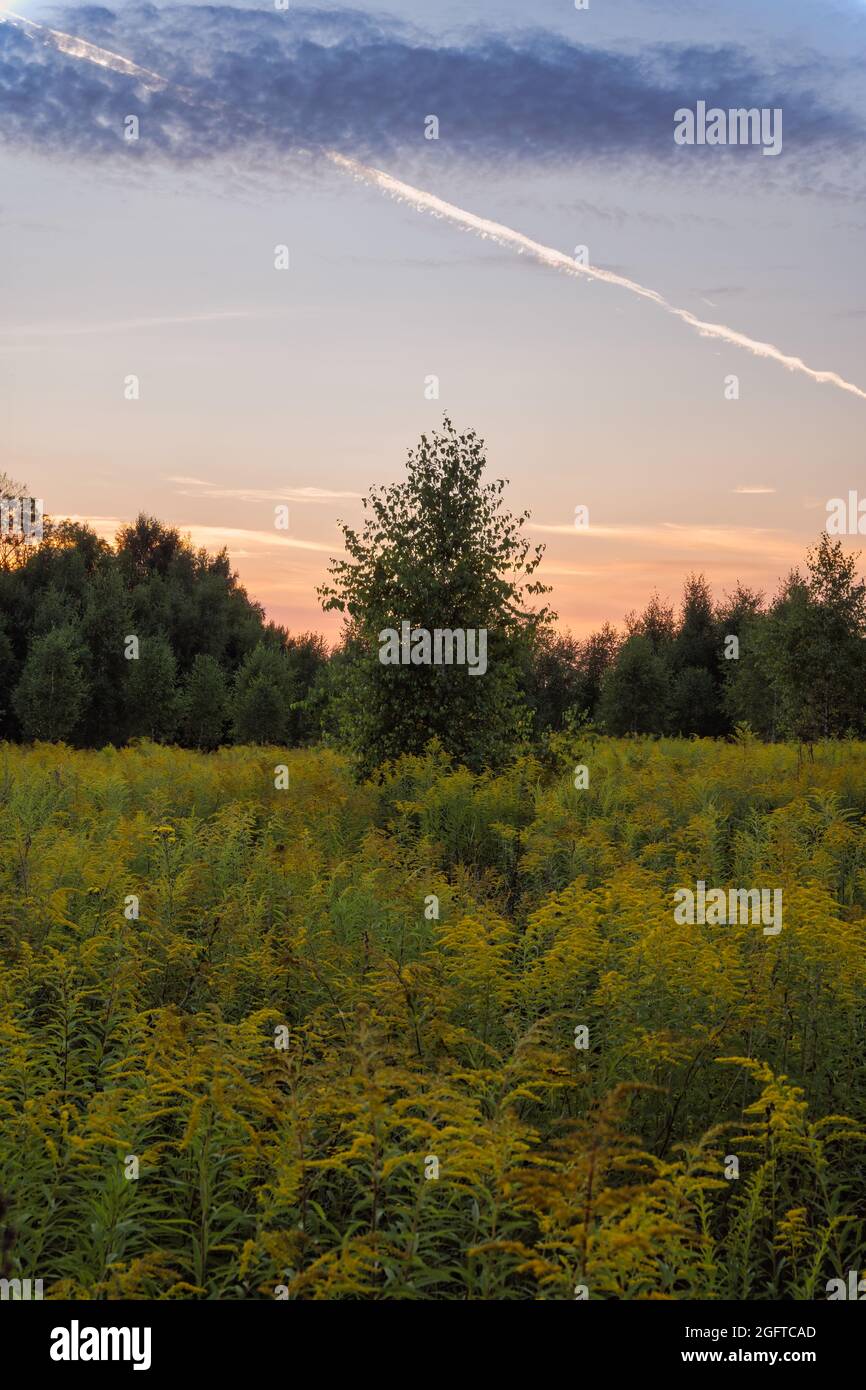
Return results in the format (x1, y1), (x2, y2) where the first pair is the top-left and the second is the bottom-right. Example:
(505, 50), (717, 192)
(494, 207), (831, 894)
(1, 732), (864, 1299)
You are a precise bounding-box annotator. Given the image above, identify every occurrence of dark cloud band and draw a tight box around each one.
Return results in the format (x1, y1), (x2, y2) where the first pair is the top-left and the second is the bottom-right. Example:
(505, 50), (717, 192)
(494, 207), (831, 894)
(0, 3), (860, 166)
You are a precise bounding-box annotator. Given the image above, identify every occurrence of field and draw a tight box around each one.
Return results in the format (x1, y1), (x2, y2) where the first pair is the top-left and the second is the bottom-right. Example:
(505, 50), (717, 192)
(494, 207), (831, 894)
(1, 734), (865, 1299)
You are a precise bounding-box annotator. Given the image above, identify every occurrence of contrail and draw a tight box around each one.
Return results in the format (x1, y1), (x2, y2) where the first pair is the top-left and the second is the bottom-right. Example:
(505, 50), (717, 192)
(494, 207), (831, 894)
(3, 9), (170, 90)
(5, 9), (865, 403)
(328, 153), (866, 402)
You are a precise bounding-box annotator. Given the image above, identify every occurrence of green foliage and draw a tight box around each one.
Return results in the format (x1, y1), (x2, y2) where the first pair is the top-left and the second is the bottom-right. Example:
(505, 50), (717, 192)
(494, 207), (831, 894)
(768, 539), (865, 741)
(585, 540), (866, 743)
(597, 634), (668, 734)
(231, 643), (297, 744)
(0, 515), (323, 749)
(12, 626), (89, 741)
(318, 417), (552, 773)
(1, 737), (863, 1299)
(125, 636), (178, 742)
(178, 655), (228, 750)
(2, 489), (865, 757)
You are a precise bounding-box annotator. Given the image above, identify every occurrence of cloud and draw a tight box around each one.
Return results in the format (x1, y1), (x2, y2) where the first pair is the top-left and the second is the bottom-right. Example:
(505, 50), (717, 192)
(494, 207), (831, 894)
(59, 514), (338, 554)
(0, 309), (284, 338)
(164, 477), (363, 503)
(173, 524), (337, 554)
(1, 4), (861, 169)
(7, 8), (863, 399)
(533, 521), (789, 554)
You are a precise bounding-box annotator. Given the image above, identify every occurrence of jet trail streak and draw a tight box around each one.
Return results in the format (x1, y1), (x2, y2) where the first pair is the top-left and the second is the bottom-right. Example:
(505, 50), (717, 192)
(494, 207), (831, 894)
(4, 9), (865, 402)
(328, 153), (866, 402)
(4, 9), (170, 89)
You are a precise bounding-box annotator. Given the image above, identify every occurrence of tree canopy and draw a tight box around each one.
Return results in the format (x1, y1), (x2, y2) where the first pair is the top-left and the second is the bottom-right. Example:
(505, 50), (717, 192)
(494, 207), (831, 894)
(318, 417), (553, 771)
(0, 511), (326, 750)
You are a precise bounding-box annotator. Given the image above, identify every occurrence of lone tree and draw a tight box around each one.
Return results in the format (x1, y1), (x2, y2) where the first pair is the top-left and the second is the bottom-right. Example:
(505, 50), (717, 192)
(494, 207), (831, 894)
(318, 418), (553, 772)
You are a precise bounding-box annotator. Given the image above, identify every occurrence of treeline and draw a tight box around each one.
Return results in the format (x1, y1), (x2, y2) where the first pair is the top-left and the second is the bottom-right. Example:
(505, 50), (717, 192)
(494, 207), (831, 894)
(2, 424), (864, 759)
(530, 532), (866, 745)
(0, 516), (328, 749)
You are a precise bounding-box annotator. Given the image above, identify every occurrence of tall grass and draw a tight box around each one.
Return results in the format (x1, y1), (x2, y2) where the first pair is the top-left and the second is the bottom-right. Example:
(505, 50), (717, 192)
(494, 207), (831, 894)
(0, 736), (863, 1298)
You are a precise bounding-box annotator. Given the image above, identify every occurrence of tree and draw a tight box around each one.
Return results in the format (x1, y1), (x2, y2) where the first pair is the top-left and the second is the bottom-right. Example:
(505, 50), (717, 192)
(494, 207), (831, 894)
(716, 582), (765, 639)
(178, 654), (228, 750)
(717, 584), (770, 735)
(12, 626), (88, 742)
(672, 574), (717, 675)
(523, 630), (583, 732)
(0, 616), (19, 736)
(574, 623), (619, 718)
(318, 418), (552, 772)
(800, 534), (866, 736)
(625, 590), (675, 655)
(723, 612), (778, 738)
(79, 567), (133, 746)
(0, 472), (37, 571)
(524, 624), (620, 732)
(303, 633), (362, 747)
(662, 574), (724, 734)
(667, 666), (719, 737)
(756, 539), (866, 745)
(231, 643), (295, 745)
(124, 636), (178, 742)
(284, 633), (329, 743)
(31, 586), (81, 635)
(0, 511), (286, 748)
(115, 515), (187, 583)
(597, 635), (668, 735)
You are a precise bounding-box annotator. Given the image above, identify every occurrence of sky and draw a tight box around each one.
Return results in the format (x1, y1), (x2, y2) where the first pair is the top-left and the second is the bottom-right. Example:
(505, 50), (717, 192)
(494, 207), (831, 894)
(1, 0), (865, 638)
